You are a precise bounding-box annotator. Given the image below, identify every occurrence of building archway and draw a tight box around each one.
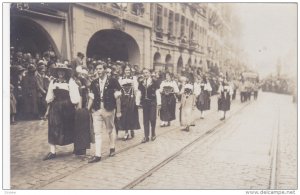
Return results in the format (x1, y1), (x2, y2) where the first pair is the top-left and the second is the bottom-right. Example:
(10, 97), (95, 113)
(165, 54), (174, 73)
(154, 52), (161, 63)
(86, 29), (140, 65)
(153, 52), (163, 71)
(177, 56), (183, 74)
(165, 54), (172, 64)
(187, 57), (192, 66)
(10, 16), (59, 58)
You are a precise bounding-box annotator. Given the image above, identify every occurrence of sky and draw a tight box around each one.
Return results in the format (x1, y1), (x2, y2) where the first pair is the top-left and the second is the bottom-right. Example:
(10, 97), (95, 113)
(231, 3), (297, 79)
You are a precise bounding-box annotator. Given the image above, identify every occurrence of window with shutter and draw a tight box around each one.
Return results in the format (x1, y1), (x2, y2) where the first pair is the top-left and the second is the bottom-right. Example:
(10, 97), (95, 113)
(175, 13), (179, 37)
(175, 13), (180, 21)
(155, 4), (163, 30)
(150, 3), (153, 21)
(180, 16), (185, 36)
(164, 7), (168, 17)
(168, 10), (174, 35)
(164, 8), (168, 34)
(190, 21), (194, 40)
(185, 19), (189, 37)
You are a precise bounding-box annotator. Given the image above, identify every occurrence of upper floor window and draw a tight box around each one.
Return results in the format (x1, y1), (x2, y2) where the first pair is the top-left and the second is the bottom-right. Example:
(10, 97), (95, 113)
(189, 21), (194, 40)
(168, 10), (174, 34)
(180, 16), (185, 36)
(155, 4), (163, 30)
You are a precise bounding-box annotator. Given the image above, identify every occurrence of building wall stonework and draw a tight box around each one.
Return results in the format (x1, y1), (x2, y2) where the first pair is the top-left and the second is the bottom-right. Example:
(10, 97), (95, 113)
(72, 4), (149, 67)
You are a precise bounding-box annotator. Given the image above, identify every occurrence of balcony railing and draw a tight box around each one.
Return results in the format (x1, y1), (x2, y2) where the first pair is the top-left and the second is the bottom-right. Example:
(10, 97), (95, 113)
(178, 36), (189, 49)
(155, 26), (163, 40)
(167, 33), (176, 43)
(189, 39), (199, 51)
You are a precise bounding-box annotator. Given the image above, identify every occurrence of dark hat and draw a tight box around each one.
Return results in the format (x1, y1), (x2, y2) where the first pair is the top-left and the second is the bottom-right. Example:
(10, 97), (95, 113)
(52, 63), (72, 78)
(77, 52), (85, 58)
(27, 64), (36, 72)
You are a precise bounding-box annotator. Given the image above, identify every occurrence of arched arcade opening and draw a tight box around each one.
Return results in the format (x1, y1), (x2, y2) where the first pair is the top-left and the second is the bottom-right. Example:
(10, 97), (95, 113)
(177, 56), (183, 74)
(86, 29), (140, 65)
(10, 16), (59, 58)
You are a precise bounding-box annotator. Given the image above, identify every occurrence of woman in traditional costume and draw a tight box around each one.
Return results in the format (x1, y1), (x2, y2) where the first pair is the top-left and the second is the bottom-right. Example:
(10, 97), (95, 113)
(116, 65), (141, 141)
(179, 80), (196, 131)
(195, 75), (212, 119)
(43, 63), (80, 160)
(159, 72), (179, 127)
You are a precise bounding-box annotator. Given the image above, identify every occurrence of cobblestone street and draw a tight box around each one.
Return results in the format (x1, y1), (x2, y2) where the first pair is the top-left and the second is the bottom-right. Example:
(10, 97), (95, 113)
(9, 92), (297, 190)
(133, 93), (296, 189)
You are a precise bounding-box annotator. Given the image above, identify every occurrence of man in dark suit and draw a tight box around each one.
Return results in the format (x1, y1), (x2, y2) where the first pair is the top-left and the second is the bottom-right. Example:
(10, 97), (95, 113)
(138, 68), (161, 143)
(87, 62), (122, 163)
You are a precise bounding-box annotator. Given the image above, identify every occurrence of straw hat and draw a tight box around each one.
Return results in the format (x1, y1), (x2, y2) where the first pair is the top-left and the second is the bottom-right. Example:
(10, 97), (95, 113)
(52, 63), (72, 78)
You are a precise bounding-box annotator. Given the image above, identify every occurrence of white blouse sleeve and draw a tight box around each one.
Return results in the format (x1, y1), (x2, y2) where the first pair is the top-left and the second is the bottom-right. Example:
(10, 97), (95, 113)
(173, 81), (180, 93)
(218, 85), (223, 94)
(69, 78), (80, 104)
(205, 82), (212, 92)
(229, 86), (234, 96)
(193, 83), (200, 96)
(133, 76), (139, 92)
(156, 89), (161, 105)
(159, 81), (165, 93)
(132, 77), (141, 105)
(45, 80), (55, 104)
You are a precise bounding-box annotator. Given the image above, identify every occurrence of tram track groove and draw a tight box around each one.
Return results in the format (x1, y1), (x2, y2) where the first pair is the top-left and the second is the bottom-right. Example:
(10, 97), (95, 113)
(122, 102), (251, 189)
(32, 101), (250, 189)
(269, 104), (280, 189)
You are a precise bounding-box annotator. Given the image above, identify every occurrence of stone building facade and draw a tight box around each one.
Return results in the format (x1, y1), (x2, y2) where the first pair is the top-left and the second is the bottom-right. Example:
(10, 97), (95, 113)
(10, 3), (239, 75)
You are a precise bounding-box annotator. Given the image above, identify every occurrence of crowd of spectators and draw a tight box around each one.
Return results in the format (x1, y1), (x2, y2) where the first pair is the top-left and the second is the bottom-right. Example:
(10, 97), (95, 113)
(10, 47), (243, 124)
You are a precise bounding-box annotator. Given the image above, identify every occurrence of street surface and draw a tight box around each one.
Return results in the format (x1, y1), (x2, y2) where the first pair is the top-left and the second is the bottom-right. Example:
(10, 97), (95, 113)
(9, 92), (297, 190)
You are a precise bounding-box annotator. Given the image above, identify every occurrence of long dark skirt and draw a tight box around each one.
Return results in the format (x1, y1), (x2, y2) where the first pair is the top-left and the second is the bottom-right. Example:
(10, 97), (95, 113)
(73, 108), (91, 151)
(48, 90), (75, 146)
(196, 91), (210, 111)
(218, 93), (231, 111)
(160, 94), (176, 121)
(115, 95), (140, 131)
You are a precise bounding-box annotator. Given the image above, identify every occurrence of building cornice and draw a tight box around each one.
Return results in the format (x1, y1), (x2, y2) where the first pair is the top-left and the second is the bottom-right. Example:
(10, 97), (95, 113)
(75, 3), (153, 29)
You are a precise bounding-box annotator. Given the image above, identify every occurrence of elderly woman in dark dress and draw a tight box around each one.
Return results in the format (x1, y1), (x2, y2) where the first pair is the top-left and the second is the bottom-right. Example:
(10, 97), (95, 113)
(43, 63), (80, 160)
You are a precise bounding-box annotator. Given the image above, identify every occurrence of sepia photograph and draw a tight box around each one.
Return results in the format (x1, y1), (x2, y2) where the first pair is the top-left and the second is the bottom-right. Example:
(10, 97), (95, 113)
(2, 1), (298, 193)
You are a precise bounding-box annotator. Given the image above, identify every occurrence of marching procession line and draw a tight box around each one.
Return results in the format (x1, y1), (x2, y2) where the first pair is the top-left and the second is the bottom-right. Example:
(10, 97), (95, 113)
(30, 99), (250, 189)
